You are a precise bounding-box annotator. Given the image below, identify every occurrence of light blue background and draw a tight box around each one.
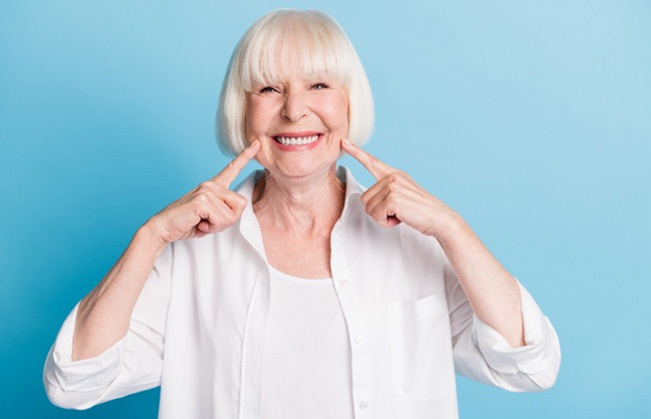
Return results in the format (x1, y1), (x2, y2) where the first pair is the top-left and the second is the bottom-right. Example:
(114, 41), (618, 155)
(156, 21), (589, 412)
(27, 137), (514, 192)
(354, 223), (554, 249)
(1, 1), (649, 418)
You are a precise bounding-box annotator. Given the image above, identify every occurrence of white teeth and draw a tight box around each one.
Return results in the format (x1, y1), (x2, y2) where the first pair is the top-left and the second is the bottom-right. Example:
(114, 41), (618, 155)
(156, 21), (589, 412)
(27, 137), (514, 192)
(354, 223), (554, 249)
(275, 135), (319, 146)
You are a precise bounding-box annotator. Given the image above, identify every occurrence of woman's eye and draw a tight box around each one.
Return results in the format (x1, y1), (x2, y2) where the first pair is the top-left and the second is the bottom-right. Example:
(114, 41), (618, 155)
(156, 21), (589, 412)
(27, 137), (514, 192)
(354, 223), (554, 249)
(311, 83), (329, 90)
(260, 86), (278, 94)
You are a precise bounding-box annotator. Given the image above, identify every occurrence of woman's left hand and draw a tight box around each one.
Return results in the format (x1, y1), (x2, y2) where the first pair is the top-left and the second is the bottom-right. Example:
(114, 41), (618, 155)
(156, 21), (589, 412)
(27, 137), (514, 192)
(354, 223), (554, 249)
(343, 139), (526, 348)
(342, 139), (461, 240)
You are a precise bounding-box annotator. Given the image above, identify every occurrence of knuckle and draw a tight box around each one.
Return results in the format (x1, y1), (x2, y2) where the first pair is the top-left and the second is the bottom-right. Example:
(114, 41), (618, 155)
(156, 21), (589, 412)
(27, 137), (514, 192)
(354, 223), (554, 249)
(386, 182), (400, 193)
(234, 194), (247, 208)
(224, 192), (247, 211)
(387, 171), (403, 182)
(194, 193), (210, 205)
(198, 181), (214, 191)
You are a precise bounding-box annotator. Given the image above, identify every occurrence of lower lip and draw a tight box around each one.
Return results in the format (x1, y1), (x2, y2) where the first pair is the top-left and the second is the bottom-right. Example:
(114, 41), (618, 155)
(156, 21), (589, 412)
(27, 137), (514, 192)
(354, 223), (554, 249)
(272, 135), (323, 151)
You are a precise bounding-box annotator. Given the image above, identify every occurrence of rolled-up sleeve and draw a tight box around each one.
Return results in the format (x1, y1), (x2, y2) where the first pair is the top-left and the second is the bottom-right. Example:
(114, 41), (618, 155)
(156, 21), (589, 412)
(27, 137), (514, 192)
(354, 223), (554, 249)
(43, 305), (127, 409)
(43, 245), (172, 409)
(449, 272), (561, 392)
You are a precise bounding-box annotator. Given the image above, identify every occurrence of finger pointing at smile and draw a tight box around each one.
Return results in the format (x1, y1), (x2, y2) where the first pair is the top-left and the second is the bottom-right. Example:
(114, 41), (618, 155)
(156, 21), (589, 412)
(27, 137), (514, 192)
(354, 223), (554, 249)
(341, 139), (394, 180)
(341, 138), (458, 236)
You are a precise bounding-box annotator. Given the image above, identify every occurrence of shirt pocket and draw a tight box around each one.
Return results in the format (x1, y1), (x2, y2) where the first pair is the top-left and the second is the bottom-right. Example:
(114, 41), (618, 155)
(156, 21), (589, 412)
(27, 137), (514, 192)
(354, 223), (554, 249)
(387, 292), (455, 400)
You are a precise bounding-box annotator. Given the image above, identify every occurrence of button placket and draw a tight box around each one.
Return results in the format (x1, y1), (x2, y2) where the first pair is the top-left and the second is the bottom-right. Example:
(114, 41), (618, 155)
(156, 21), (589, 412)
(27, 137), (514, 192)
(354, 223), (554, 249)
(331, 221), (373, 418)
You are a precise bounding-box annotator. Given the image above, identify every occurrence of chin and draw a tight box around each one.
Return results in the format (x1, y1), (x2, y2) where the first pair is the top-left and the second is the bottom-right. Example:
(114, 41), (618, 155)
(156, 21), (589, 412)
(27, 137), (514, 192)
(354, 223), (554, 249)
(263, 158), (338, 181)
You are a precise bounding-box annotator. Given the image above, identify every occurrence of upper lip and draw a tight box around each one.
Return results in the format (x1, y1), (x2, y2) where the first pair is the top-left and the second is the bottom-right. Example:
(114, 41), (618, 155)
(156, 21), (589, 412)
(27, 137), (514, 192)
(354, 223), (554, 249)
(273, 131), (322, 138)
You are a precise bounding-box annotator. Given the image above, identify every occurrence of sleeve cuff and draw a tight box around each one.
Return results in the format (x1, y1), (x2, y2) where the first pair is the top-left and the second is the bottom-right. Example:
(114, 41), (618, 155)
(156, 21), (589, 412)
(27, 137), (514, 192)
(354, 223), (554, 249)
(473, 282), (559, 375)
(44, 304), (126, 393)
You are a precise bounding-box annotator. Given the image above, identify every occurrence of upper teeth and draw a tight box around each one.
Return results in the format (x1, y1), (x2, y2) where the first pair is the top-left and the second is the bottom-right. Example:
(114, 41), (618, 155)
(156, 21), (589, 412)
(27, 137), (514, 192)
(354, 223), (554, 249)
(276, 135), (319, 146)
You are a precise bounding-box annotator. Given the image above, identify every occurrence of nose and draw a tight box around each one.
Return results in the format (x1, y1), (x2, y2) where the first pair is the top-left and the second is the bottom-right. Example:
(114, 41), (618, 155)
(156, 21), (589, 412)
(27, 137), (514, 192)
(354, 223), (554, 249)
(281, 92), (307, 122)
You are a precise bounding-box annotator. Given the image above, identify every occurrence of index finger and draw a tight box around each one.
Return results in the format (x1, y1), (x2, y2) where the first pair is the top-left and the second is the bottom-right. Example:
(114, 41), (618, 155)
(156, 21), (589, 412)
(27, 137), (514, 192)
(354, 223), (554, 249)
(341, 139), (393, 180)
(212, 140), (260, 187)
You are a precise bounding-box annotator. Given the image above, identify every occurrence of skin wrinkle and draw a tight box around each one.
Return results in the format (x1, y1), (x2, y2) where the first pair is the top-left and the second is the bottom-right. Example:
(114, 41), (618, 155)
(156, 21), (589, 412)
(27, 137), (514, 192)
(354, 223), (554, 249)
(253, 165), (345, 279)
(253, 168), (345, 232)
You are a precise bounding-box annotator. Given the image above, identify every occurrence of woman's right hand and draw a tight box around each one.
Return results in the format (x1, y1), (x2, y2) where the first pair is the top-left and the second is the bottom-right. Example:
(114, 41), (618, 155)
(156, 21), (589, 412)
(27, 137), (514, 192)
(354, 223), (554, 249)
(71, 141), (259, 361)
(147, 141), (260, 247)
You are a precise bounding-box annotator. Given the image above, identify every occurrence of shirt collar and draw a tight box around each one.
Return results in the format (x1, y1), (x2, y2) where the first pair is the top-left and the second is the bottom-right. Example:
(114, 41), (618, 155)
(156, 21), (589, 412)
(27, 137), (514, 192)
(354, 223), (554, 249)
(336, 166), (365, 222)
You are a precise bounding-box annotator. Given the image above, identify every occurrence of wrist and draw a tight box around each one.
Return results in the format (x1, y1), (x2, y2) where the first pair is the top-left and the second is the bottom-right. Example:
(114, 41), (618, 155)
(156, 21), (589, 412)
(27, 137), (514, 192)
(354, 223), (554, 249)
(136, 217), (170, 257)
(432, 212), (470, 245)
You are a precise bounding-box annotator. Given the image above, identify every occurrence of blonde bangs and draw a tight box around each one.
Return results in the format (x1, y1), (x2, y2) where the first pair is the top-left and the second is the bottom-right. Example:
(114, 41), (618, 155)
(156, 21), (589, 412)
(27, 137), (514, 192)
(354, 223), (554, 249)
(239, 11), (351, 91)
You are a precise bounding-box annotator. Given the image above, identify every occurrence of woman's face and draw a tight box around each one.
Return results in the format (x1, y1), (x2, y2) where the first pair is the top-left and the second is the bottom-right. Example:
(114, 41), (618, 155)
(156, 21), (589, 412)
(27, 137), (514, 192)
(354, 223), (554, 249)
(245, 71), (349, 182)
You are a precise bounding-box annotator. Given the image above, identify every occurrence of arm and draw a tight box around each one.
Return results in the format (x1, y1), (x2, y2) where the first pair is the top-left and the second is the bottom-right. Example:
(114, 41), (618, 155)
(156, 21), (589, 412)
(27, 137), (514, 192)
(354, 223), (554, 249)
(436, 218), (524, 347)
(45, 142), (260, 408)
(44, 246), (172, 408)
(72, 141), (259, 360)
(342, 140), (524, 347)
(72, 225), (167, 360)
(446, 262), (560, 391)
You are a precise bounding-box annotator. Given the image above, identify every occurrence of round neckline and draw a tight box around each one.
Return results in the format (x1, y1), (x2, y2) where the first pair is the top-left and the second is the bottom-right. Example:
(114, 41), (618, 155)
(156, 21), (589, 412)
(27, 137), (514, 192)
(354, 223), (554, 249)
(268, 265), (332, 285)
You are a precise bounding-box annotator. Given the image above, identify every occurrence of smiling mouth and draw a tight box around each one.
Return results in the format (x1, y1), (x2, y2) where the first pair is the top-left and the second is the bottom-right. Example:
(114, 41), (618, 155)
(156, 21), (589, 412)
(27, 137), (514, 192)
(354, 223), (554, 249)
(274, 135), (320, 146)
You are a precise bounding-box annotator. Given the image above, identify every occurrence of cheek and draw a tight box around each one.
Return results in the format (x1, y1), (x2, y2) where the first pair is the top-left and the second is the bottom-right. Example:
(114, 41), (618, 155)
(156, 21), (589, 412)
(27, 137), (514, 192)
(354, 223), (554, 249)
(252, 144), (275, 171)
(244, 109), (258, 137)
(321, 106), (349, 134)
(330, 96), (350, 132)
(245, 100), (271, 137)
(255, 147), (272, 165)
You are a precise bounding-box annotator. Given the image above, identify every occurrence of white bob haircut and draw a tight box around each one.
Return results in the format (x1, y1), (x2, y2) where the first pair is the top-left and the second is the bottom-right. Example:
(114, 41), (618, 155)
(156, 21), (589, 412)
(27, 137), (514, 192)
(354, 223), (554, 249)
(217, 9), (375, 155)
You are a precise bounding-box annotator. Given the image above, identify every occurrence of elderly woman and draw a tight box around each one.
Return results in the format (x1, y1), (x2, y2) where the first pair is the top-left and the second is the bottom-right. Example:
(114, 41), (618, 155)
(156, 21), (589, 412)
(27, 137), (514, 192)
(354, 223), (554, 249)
(44, 9), (560, 419)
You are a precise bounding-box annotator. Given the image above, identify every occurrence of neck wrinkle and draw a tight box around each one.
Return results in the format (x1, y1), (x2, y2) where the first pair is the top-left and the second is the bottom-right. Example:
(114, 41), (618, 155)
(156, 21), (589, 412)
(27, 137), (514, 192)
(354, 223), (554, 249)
(252, 165), (345, 233)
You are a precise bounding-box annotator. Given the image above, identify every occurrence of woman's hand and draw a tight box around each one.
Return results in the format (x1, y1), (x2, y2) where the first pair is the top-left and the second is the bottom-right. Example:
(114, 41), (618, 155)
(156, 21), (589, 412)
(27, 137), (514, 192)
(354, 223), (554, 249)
(72, 141), (260, 361)
(148, 141), (260, 247)
(341, 139), (461, 240)
(342, 139), (525, 347)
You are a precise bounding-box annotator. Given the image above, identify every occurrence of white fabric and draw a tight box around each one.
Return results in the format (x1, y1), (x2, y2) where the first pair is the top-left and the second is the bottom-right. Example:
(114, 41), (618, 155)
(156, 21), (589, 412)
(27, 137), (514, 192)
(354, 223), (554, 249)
(261, 267), (353, 419)
(43, 166), (561, 419)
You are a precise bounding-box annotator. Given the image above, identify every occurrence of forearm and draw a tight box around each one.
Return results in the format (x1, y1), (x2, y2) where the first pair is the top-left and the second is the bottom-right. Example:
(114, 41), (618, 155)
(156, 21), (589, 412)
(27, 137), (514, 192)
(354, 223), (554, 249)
(63, 144), (258, 361)
(438, 216), (525, 348)
(72, 222), (167, 361)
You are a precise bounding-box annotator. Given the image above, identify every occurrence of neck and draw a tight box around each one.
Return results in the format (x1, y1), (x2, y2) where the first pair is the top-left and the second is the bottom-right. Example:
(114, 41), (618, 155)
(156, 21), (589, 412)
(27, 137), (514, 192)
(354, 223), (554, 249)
(252, 165), (345, 232)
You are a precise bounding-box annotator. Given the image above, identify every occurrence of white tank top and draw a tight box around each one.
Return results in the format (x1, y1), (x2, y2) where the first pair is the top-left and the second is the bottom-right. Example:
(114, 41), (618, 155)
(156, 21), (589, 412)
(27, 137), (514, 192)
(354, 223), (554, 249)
(260, 266), (354, 419)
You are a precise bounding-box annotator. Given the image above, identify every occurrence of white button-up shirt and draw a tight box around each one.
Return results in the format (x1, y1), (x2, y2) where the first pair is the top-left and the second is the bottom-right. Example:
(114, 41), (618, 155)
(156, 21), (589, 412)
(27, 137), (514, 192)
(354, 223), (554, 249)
(44, 167), (561, 419)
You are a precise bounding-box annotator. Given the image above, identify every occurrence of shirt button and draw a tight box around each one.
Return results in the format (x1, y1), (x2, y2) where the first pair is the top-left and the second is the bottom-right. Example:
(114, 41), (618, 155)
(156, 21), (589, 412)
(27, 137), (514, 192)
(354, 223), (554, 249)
(355, 335), (364, 345)
(359, 401), (369, 409)
(339, 280), (349, 287)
